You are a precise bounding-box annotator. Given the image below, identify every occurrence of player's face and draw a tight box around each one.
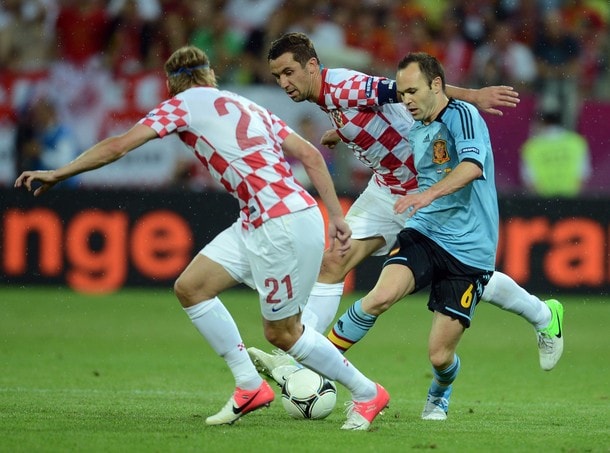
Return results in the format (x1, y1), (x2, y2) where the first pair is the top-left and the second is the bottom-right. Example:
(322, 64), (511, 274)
(396, 63), (440, 124)
(269, 53), (318, 103)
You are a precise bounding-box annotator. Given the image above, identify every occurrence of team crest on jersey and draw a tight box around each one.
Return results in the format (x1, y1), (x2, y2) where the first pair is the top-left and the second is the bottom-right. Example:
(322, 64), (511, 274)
(330, 109), (344, 128)
(432, 139), (450, 164)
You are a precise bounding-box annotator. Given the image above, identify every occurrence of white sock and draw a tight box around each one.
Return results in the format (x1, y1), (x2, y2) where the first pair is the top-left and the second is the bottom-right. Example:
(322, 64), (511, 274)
(184, 298), (262, 390)
(287, 325), (376, 401)
(301, 282), (345, 333)
(482, 272), (551, 330)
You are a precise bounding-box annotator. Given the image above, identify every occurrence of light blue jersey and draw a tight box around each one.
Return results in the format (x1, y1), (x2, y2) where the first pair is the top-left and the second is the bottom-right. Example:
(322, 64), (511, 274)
(406, 99), (498, 270)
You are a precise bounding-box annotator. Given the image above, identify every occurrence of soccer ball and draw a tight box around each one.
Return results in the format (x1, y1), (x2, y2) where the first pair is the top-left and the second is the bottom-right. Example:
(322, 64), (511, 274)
(281, 368), (337, 420)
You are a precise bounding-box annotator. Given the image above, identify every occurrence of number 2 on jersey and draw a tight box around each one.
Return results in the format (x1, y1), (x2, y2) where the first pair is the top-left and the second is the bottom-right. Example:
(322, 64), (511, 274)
(214, 97), (266, 150)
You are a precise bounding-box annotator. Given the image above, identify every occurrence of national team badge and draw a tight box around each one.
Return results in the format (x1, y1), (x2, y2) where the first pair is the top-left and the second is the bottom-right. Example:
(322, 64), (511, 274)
(432, 139), (450, 164)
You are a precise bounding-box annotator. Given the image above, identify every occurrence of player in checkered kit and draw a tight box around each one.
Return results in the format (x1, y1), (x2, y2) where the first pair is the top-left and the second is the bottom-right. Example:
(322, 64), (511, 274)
(247, 33), (563, 379)
(14, 45), (390, 431)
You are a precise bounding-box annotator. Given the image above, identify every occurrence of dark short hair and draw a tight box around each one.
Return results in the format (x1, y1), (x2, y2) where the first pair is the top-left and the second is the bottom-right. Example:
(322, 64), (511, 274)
(268, 32), (319, 67)
(397, 52), (446, 90)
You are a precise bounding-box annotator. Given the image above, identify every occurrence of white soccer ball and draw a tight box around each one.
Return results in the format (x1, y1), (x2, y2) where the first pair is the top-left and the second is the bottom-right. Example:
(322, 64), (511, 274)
(281, 368), (337, 420)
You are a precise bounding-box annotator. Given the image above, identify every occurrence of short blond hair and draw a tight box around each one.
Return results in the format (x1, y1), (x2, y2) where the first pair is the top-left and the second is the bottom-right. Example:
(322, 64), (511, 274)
(165, 46), (216, 96)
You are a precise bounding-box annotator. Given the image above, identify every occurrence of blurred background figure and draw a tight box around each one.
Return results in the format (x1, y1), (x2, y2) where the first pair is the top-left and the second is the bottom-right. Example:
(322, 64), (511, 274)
(0, 0), (57, 72)
(436, 9), (474, 87)
(223, 0), (285, 84)
(471, 20), (537, 91)
(533, 9), (582, 129)
(15, 96), (81, 188)
(288, 2), (372, 74)
(520, 110), (590, 198)
(0, 0), (609, 193)
(188, 0), (244, 84)
(105, 0), (161, 77)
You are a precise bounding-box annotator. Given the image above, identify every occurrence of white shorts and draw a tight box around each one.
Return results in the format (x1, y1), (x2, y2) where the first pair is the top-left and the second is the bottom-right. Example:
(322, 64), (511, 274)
(200, 207), (324, 321)
(346, 179), (410, 256)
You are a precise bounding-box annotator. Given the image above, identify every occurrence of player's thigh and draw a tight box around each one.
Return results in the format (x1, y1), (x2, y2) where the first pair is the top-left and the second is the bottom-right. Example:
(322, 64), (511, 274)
(246, 208), (325, 321)
(346, 183), (406, 256)
(319, 236), (385, 280)
(361, 263), (415, 315)
(198, 220), (255, 288)
(175, 253), (239, 304)
(384, 228), (435, 292)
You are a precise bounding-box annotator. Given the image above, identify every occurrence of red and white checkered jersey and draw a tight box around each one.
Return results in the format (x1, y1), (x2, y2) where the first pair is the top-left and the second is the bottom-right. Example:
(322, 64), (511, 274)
(140, 86), (316, 229)
(318, 68), (418, 195)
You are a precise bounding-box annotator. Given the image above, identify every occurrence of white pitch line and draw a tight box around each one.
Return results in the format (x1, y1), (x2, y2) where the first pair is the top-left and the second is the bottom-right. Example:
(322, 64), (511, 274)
(0, 387), (205, 397)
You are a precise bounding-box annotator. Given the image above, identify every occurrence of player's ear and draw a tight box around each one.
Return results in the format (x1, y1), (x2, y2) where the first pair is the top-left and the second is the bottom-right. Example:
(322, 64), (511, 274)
(432, 76), (442, 94)
(308, 58), (318, 74)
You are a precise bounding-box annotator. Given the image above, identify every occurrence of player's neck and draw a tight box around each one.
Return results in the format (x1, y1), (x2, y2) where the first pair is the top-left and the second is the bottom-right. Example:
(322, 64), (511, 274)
(425, 96), (449, 125)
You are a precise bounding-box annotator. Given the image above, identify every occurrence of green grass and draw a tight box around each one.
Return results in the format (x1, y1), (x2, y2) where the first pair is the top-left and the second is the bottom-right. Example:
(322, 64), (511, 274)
(0, 287), (608, 452)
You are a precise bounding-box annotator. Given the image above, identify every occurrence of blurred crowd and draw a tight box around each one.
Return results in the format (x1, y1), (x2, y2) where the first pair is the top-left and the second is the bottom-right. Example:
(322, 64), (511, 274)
(1, 0), (609, 195)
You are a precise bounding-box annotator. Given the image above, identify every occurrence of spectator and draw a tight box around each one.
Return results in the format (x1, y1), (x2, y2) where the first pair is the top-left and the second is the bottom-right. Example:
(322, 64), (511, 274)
(223, 0), (284, 42)
(107, 0), (160, 22)
(471, 20), (537, 91)
(223, 0), (285, 84)
(520, 110), (591, 197)
(453, 0), (496, 47)
(533, 9), (582, 128)
(0, 0), (57, 71)
(561, 0), (606, 31)
(154, 0), (190, 60)
(343, 6), (394, 76)
(15, 96), (81, 187)
(288, 3), (371, 73)
(105, 0), (157, 77)
(436, 10), (474, 87)
(562, 2), (608, 100)
(50, 0), (115, 137)
(508, 1), (542, 48)
(188, 0), (245, 84)
(54, 0), (111, 69)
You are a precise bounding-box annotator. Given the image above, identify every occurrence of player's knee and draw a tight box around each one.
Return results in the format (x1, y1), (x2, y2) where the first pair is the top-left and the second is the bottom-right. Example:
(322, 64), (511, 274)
(428, 349), (453, 370)
(318, 252), (350, 282)
(173, 277), (192, 307)
(173, 275), (210, 308)
(264, 328), (293, 350)
(264, 319), (303, 350)
(363, 287), (400, 315)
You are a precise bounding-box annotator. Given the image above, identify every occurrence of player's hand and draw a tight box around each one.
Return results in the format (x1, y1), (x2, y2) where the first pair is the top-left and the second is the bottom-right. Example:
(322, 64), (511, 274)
(475, 85), (520, 116)
(320, 129), (341, 149)
(326, 216), (352, 256)
(14, 170), (59, 196)
(393, 192), (432, 217)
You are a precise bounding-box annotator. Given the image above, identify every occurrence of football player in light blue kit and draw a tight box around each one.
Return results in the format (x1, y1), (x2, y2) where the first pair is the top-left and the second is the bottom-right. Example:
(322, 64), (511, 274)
(403, 97), (498, 275)
(328, 52), (503, 420)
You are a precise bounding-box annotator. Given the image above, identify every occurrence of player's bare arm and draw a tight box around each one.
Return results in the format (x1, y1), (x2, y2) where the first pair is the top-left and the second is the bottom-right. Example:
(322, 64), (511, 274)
(282, 132), (351, 254)
(394, 161), (483, 217)
(446, 85), (520, 116)
(15, 124), (157, 197)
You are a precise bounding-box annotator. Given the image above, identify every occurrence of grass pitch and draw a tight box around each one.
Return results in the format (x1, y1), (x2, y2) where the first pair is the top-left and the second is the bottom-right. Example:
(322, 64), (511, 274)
(0, 286), (608, 452)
